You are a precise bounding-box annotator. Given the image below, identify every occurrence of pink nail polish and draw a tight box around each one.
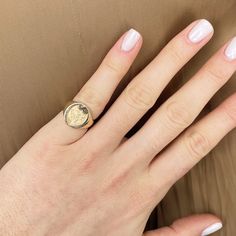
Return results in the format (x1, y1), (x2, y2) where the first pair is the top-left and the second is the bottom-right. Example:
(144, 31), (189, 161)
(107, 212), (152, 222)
(121, 28), (141, 52)
(188, 19), (213, 43)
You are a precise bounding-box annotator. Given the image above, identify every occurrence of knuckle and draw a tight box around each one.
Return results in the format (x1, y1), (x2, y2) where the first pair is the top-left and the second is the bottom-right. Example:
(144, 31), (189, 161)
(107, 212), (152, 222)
(166, 41), (183, 65)
(170, 49), (183, 65)
(205, 67), (226, 85)
(164, 101), (192, 130)
(184, 130), (210, 159)
(103, 57), (124, 75)
(76, 85), (104, 111)
(124, 79), (156, 110)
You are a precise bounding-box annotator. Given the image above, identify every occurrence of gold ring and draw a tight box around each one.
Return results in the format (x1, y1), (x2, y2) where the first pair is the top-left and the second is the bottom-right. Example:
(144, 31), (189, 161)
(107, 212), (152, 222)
(63, 101), (94, 129)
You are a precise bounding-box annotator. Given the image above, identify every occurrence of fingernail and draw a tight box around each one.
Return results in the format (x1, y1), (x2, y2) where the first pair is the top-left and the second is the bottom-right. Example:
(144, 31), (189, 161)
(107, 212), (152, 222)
(121, 28), (141, 52)
(201, 222), (223, 236)
(224, 37), (236, 61)
(188, 19), (214, 43)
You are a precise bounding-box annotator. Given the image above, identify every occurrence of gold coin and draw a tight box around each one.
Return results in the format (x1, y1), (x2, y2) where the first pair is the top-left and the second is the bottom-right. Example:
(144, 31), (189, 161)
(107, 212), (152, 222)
(64, 102), (89, 128)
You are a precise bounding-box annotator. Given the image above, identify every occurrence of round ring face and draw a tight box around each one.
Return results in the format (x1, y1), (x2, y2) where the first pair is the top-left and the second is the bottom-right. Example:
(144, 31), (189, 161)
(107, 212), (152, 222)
(64, 102), (90, 128)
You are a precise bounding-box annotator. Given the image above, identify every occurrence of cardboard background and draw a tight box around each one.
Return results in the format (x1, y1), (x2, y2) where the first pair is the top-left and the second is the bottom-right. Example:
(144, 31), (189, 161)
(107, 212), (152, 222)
(0, 1), (236, 234)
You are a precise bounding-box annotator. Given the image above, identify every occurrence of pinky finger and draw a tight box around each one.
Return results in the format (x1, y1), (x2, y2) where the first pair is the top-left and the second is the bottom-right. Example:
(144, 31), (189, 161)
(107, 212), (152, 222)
(149, 92), (236, 187)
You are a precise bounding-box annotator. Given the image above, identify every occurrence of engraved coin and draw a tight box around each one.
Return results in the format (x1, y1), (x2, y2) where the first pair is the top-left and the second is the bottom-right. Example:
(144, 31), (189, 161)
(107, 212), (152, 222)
(64, 102), (89, 128)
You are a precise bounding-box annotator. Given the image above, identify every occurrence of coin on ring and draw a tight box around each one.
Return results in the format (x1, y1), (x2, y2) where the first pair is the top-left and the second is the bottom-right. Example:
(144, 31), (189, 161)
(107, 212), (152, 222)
(63, 101), (94, 129)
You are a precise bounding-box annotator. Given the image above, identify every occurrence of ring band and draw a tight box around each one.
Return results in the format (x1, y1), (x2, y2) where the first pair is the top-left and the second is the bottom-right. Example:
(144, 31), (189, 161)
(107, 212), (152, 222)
(63, 101), (94, 129)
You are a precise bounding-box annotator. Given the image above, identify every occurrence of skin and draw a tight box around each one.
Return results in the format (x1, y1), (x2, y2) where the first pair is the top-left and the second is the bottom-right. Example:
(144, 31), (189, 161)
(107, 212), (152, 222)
(0, 19), (235, 235)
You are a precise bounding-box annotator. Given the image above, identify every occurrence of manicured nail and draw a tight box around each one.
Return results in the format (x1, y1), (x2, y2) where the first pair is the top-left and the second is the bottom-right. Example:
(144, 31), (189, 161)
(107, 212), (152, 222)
(121, 28), (141, 52)
(225, 37), (236, 61)
(201, 222), (223, 236)
(188, 19), (213, 43)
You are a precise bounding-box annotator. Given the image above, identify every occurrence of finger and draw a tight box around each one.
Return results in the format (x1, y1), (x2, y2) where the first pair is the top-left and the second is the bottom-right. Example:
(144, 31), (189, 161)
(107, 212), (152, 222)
(89, 19), (214, 151)
(149, 92), (236, 187)
(119, 36), (236, 164)
(143, 214), (222, 236)
(37, 28), (142, 145)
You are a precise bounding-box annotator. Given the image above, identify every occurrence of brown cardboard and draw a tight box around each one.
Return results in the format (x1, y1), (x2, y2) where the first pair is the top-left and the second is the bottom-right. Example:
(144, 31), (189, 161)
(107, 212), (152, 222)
(0, 0), (236, 235)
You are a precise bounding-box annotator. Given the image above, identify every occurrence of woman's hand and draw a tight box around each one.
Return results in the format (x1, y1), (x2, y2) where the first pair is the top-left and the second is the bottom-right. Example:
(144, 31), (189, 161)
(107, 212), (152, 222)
(0, 19), (235, 236)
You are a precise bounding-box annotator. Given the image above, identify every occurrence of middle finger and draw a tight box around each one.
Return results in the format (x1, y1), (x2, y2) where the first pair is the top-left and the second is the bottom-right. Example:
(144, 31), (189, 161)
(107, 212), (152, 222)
(86, 19), (214, 151)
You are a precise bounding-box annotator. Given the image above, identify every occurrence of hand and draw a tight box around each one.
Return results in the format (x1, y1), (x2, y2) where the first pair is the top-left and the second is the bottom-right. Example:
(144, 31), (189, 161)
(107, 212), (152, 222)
(0, 19), (235, 236)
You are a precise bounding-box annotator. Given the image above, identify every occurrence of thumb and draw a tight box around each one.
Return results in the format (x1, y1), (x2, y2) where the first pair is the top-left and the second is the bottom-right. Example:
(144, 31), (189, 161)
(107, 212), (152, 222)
(144, 214), (223, 236)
